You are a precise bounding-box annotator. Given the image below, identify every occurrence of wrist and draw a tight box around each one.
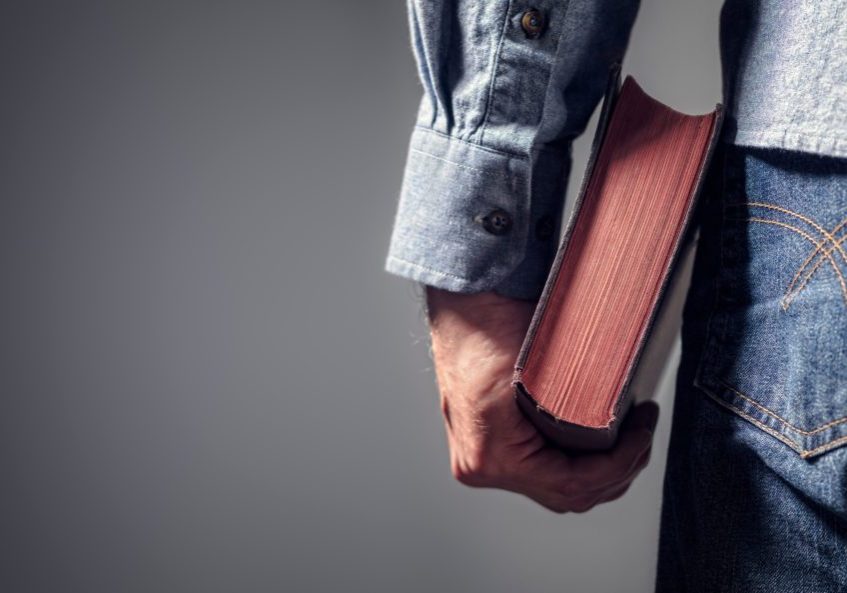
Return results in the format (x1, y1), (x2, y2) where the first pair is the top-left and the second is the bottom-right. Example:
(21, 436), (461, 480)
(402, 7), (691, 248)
(424, 286), (537, 349)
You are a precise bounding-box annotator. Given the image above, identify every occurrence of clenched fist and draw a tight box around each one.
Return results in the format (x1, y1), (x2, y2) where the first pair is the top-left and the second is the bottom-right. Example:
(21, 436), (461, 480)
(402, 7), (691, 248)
(425, 286), (660, 514)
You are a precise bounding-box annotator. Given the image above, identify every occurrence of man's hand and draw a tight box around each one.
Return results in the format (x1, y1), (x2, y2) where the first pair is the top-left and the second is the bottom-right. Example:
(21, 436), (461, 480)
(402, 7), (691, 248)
(425, 286), (660, 514)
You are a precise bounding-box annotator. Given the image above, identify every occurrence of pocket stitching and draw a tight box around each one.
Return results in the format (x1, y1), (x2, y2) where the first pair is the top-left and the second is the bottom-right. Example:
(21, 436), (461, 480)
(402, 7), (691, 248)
(740, 201), (847, 264)
(726, 202), (847, 309)
(736, 216), (847, 307)
(717, 378), (847, 435)
(786, 229), (847, 309)
(695, 379), (805, 455)
(696, 167), (847, 460)
(695, 376), (847, 459)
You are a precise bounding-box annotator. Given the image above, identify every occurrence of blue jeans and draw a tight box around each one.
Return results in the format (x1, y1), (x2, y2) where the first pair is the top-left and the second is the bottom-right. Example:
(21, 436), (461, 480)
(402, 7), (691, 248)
(655, 143), (847, 592)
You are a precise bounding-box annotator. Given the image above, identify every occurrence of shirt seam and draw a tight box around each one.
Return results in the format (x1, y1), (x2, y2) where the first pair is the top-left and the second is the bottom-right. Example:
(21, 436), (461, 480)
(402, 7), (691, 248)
(731, 128), (847, 157)
(408, 147), (513, 179)
(733, 127), (847, 141)
(413, 125), (570, 159)
(387, 254), (476, 282)
(477, 0), (515, 145)
(414, 125), (528, 159)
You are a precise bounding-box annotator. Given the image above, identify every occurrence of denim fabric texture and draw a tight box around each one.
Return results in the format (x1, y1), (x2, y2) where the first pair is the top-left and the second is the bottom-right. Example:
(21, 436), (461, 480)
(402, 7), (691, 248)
(656, 143), (847, 592)
(384, 0), (847, 299)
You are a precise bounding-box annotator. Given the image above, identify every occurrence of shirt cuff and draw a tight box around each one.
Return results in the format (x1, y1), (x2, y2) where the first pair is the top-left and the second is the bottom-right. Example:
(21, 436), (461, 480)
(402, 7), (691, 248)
(384, 126), (570, 301)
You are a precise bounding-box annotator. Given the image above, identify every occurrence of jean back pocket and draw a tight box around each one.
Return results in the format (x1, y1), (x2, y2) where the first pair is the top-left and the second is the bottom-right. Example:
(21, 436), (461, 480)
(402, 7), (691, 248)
(694, 146), (847, 459)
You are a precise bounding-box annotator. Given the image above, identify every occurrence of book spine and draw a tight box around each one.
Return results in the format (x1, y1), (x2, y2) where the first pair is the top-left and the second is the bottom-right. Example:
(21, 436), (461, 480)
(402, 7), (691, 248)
(514, 382), (619, 450)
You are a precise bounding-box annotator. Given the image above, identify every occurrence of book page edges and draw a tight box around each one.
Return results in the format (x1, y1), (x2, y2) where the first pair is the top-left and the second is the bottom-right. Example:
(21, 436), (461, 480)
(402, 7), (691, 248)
(513, 63), (622, 374)
(606, 106), (724, 427)
(512, 75), (724, 450)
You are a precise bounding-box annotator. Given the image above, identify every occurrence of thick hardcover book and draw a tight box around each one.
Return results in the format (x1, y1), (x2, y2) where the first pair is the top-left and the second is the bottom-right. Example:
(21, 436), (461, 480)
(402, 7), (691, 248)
(512, 67), (723, 450)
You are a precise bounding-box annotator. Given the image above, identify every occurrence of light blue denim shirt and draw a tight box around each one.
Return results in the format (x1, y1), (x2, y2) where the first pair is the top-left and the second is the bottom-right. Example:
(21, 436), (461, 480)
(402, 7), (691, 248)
(385, 0), (847, 301)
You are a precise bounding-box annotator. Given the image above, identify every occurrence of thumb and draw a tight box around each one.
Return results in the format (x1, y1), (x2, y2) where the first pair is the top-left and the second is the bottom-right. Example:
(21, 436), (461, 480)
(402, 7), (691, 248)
(624, 400), (660, 435)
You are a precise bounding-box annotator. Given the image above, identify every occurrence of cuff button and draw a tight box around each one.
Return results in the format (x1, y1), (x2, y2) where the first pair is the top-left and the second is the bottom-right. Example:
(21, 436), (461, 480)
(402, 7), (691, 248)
(521, 9), (545, 38)
(476, 209), (513, 236)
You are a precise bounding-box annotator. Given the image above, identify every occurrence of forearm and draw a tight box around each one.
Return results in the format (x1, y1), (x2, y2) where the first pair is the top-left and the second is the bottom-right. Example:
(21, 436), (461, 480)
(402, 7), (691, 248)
(387, 2), (654, 514)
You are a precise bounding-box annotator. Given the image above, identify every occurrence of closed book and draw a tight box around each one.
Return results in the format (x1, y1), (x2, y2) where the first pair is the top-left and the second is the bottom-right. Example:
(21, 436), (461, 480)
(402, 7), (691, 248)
(512, 66), (723, 450)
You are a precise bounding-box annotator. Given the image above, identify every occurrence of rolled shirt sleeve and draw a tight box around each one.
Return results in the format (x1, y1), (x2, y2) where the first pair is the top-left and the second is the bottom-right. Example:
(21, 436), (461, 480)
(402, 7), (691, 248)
(385, 0), (640, 300)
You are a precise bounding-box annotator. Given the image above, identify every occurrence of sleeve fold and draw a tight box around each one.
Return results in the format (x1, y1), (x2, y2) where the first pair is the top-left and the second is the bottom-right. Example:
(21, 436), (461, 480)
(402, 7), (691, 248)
(385, 125), (570, 300)
(385, 0), (640, 300)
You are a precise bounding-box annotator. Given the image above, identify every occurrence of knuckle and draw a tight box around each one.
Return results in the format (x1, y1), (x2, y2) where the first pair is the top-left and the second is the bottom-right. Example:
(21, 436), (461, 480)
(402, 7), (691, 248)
(451, 464), (483, 487)
(451, 450), (498, 487)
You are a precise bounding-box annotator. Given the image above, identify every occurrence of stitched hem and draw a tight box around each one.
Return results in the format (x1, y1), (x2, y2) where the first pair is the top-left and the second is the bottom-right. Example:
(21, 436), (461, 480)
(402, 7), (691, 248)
(693, 372), (847, 460)
(412, 126), (529, 160)
(384, 255), (546, 301)
(729, 128), (847, 160)
(408, 147), (512, 179)
(385, 255), (495, 294)
(413, 125), (571, 159)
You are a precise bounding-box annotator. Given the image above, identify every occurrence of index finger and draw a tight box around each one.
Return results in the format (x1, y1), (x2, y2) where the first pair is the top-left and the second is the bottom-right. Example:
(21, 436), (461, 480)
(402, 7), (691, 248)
(564, 401), (659, 490)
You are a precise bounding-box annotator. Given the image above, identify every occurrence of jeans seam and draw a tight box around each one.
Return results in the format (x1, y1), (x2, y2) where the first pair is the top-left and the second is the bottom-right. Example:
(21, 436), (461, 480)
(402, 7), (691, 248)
(717, 378), (847, 435)
(408, 147), (510, 178)
(697, 383), (805, 456)
(805, 435), (847, 457)
(690, 155), (729, 410)
(696, 375), (847, 459)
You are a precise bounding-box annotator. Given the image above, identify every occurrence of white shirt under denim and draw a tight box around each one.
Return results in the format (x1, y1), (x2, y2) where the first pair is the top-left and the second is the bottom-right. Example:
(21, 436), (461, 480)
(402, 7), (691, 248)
(384, 0), (847, 300)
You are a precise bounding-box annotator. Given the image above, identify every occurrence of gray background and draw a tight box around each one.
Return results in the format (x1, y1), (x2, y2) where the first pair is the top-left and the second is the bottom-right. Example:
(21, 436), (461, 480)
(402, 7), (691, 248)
(0, 1), (721, 591)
